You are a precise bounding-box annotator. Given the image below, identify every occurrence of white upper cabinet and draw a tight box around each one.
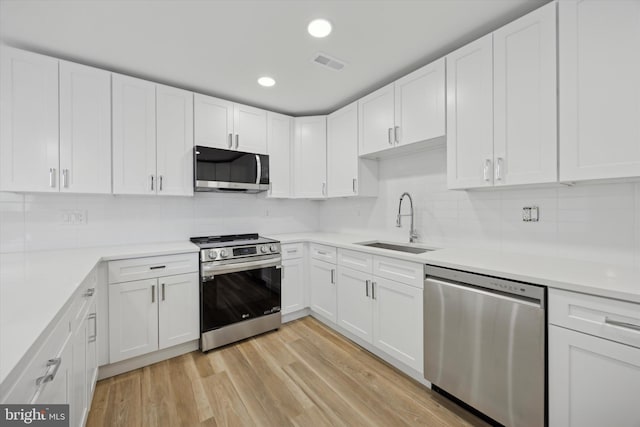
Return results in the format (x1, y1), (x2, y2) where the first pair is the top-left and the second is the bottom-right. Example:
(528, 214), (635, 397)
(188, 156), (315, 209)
(394, 58), (446, 147)
(559, 0), (640, 182)
(447, 2), (557, 190)
(59, 61), (112, 194)
(328, 102), (378, 198)
(359, 58), (446, 158)
(267, 112), (293, 198)
(293, 116), (327, 198)
(0, 47), (59, 192)
(156, 84), (194, 196)
(112, 74), (157, 195)
(193, 94), (234, 149)
(493, 2), (557, 186)
(194, 94), (267, 154)
(446, 35), (494, 189)
(233, 103), (268, 154)
(358, 83), (395, 156)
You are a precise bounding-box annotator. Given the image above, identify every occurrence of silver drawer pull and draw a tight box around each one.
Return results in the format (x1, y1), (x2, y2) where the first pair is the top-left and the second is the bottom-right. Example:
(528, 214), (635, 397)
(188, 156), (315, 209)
(605, 317), (640, 332)
(150, 265), (166, 270)
(84, 288), (95, 297)
(88, 313), (97, 343)
(36, 358), (62, 385)
(317, 251), (327, 256)
(286, 249), (297, 253)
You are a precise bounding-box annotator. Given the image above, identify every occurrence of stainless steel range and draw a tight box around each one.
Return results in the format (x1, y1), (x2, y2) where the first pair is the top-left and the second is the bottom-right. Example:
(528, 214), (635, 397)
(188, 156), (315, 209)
(190, 234), (281, 351)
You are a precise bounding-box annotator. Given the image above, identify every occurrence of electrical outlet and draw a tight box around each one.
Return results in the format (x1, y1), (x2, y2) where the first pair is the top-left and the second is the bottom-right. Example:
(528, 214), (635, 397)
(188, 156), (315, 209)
(60, 209), (88, 225)
(522, 206), (539, 222)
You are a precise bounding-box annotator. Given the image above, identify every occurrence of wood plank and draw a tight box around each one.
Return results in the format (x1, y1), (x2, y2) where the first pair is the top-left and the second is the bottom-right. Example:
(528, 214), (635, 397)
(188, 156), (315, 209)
(167, 355), (201, 427)
(201, 371), (253, 427)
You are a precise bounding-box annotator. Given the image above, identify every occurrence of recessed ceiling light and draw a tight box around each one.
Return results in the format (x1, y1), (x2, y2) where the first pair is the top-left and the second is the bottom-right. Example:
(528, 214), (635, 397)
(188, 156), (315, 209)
(257, 76), (276, 87)
(308, 19), (332, 38)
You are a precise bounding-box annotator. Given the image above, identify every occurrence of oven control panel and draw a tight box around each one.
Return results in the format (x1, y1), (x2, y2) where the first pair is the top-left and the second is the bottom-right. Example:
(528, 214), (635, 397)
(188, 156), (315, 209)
(201, 243), (281, 262)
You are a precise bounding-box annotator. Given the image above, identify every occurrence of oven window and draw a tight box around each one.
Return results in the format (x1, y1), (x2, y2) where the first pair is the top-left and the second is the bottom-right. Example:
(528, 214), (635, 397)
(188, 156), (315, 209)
(201, 265), (281, 331)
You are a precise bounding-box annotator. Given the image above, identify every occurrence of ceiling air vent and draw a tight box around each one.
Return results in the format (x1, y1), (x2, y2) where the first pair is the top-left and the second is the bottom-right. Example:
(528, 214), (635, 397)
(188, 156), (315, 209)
(312, 52), (346, 71)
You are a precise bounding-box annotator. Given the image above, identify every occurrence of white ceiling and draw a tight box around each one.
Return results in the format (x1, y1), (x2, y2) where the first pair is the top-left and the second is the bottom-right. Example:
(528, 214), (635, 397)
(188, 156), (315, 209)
(0, 0), (550, 116)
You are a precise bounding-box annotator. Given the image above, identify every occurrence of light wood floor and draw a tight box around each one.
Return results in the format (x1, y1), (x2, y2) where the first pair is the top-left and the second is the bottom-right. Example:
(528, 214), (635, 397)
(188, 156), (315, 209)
(87, 317), (488, 427)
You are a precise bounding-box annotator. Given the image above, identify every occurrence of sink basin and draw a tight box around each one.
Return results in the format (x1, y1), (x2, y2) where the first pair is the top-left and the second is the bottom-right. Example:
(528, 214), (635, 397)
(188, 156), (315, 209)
(356, 241), (435, 254)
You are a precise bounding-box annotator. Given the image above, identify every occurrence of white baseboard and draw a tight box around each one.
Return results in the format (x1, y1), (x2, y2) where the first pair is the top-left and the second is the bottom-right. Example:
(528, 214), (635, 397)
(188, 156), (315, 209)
(98, 340), (199, 380)
(282, 308), (310, 323)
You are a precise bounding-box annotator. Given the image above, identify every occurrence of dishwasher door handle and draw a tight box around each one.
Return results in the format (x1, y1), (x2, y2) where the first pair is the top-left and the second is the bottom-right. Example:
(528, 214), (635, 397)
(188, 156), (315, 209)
(425, 277), (543, 309)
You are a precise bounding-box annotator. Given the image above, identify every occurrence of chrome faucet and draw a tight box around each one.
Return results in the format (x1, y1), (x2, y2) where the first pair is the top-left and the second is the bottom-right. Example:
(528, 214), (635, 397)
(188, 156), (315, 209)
(396, 192), (418, 243)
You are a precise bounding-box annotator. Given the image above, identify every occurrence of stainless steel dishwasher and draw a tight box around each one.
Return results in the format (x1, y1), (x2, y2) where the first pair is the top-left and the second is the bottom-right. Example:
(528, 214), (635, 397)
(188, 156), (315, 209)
(424, 265), (546, 427)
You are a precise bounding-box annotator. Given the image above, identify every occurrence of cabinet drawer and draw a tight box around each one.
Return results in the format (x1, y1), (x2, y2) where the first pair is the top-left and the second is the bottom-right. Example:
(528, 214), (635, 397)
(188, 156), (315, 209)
(108, 253), (198, 284)
(309, 244), (337, 263)
(549, 288), (640, 349)
(338, 249), (373, 273)
(281, 243), (304, 260)
(2, 310), (72, 404)
(373, 256), (423, 288)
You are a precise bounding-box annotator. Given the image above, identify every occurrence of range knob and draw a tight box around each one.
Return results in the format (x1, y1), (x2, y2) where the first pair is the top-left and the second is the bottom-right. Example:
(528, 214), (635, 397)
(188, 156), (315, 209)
(207, 249), (218, 259)
(219, 249), (229, 258)
(269, 244), (277, 252)
(260, 246), (268, 253)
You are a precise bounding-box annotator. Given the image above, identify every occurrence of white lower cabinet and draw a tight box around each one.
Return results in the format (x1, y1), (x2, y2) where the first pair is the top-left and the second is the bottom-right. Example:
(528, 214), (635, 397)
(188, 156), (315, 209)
(32, 338), (72, 405)
(282, 257), (305, 315)
(549, 288), (640, 427)
(109, 272), (198, 363)
(336, 267), (373, 342)
(309, 258), (337, 323)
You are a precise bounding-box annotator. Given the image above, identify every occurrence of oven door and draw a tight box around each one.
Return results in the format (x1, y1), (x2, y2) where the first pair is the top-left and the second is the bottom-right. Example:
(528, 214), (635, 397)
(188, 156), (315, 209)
(200, 258), (281, 333)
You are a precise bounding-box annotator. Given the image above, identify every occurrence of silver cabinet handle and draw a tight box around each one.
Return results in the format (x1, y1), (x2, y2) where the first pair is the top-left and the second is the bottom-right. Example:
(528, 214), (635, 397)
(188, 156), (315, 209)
(150, 175), (155, 191)
(36, 357), (62, 385)
(228, 133), (233, 148)
(365, 279), (370, 297)
(88, 313), (97, 343)
(483, 159), (492, 182)
(330, 269), (335, 284)
(322, 182), (326, 196)
(317, 251), (327, 256)
(352, 178), (357, 194)
(605, 317), (640, 332)
(387, 128), (393, 145)
(159, 175), (163, 191)
(161, 283), (165, 301)
(371, 281), (376, 300)
(255, 155), (262, 185)
(151, 284), (155, 303)
(150, 265), (166, 270)
(495, 157), (504, 181)
(235, 134), (239, 149)
(394, 126), (400, 144)
(84, 288), (95, 298)
(286, 249), (297, 254)
(49, 168), (57, 188)
(62, 169), (69, 188)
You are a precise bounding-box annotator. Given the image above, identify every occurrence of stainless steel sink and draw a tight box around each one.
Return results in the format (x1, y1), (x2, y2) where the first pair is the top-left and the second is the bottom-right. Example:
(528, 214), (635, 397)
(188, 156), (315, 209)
(356, 241), (435, 254)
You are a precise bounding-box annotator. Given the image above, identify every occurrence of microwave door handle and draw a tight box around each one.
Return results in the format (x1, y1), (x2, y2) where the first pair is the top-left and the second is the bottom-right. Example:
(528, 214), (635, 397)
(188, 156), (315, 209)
(255, 155), (262, 184)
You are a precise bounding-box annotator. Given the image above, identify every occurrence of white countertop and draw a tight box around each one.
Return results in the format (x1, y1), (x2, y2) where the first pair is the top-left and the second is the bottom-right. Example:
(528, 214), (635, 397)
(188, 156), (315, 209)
(268, 232), (640, 304)
(0, 241), (199, 385)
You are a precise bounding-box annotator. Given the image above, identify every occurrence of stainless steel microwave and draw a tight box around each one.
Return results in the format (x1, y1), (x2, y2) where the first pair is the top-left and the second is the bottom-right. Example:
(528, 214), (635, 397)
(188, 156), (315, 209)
(194, 146), (269, 193)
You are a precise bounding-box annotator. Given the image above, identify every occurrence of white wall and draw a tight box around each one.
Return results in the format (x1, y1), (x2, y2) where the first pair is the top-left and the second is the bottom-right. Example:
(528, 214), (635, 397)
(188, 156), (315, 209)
(0, 192), (319, 253)
(319, 146), (640, 268)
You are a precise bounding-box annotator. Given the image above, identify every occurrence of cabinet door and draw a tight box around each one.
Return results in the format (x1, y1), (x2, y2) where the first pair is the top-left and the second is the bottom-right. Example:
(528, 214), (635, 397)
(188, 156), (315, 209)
(373, 277), (423, 372)
(494, 2), (557, 186)
(309, 259), (337, 323)
(32, 337), (72, 405)
(59, 61), (112, 194)
(234, 103), (267, 154)
(282, 258), (305, 315)
(0, 47), (59, 192)
(86, 300), (98, 405)
(446, 35), (494, 189)
(549, 325), (640, 427)
(358, 83), (395, 156)
(267, 112), (293, 198)
(394, 58), (446, 147)
(158, 273), (199, 350)
(336, 267), (372, 343)
(293, 116), (327, 198)
(559, 0), (640, 182)
(327, 101), (359, 197)
(156, 84), (194, 196)
(71, 308), (88, 427)
(112, 74), (157, 195)
(108, 278), (159, 363)
(194, 94), (234, 150)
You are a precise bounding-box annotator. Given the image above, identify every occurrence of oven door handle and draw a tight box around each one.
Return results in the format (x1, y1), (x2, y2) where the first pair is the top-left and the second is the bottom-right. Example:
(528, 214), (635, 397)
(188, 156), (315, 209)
(202, 257), (281, 277)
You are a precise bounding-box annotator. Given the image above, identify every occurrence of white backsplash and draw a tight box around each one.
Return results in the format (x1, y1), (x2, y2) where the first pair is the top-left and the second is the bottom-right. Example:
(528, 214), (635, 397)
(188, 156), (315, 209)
(319, 146), (640, 268)
(2, 145), (639, 268)
(0, 192), (319, 253)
